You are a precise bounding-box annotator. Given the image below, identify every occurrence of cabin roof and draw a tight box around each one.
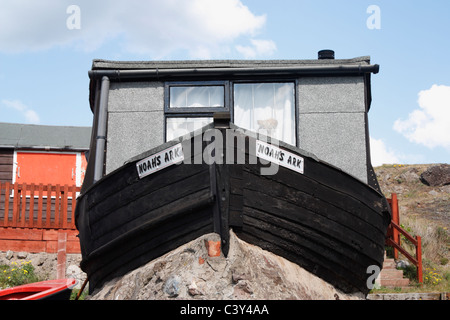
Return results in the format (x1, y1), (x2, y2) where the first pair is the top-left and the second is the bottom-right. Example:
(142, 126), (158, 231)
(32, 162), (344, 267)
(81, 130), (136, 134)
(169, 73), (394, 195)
(87, 55), (378, 112)
(0, 122), (91, 151)
(90, 56), (372, 70)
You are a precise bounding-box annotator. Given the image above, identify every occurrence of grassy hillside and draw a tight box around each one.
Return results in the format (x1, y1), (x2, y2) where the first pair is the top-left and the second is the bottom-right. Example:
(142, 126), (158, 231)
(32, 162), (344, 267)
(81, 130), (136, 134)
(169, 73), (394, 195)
(374, 164), (449, 292)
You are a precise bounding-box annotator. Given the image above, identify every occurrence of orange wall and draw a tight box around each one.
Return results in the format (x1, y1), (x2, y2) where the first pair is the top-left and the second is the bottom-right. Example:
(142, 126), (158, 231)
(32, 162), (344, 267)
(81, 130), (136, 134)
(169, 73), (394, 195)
(15, 152), (86, 186)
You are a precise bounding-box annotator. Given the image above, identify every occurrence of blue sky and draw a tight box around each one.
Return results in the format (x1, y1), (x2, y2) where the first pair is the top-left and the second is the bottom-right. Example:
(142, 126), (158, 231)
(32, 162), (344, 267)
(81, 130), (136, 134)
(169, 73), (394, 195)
(0, 0), (449, 166)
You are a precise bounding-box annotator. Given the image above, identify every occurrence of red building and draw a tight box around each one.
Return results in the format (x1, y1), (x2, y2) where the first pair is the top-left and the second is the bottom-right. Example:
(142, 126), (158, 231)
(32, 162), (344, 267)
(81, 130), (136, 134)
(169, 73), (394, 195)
(0, 122), (91, 254)
(0, 122), (90, 186)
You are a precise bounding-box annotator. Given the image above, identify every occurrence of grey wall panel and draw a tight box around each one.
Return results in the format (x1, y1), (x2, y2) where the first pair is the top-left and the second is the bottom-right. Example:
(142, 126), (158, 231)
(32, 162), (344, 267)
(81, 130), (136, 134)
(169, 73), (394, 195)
(106, 81), (165, 174)
(298, 112), (367, 182)
(106, 111), (164, 174)
(108, 82), (164, 112)
(298, 77), (365, 113)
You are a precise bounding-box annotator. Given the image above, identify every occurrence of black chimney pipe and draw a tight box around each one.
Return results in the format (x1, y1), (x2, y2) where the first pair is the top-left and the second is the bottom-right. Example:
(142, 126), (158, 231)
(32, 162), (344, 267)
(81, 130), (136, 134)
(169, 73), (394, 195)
(318, 49), (335, 59)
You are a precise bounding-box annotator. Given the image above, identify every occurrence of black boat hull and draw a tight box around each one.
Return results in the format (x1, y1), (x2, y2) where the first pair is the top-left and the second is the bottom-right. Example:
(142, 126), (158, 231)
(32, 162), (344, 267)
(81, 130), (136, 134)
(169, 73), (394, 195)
(75, 125), (391, 296)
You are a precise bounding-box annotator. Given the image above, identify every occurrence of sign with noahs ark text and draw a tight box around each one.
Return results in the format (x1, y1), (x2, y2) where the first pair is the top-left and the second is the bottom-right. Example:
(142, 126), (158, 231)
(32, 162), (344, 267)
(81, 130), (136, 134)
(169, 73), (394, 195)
(136, 143), (184, 179)
(256, 140), (304, 174)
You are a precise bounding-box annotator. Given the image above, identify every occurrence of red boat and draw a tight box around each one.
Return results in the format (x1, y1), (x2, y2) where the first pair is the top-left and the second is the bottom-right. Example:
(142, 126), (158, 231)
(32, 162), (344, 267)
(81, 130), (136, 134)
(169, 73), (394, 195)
(0, 278), (77, 300)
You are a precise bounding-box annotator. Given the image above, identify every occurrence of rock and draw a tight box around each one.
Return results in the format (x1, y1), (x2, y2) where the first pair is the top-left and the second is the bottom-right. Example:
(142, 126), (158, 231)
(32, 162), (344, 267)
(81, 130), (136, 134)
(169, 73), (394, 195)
(187, 280), (203, 296)
(235, 279), (253, 294)
(393, 185), (404, 194)
(5, 250), (13, 260)
(88, 231), (364, 300)
(440, 185), (450, 195)
(35, 253), (46, 266)
(66, 264), (85, 289)
(231, 270), (247, 283)
(399, 169), (420, 183)
(420, 164), (450, 186)
(163, 275), (181, 297)
(28, 253), (57, 280)
(396, 260), (410, 269)
(17, 252), (28, 259)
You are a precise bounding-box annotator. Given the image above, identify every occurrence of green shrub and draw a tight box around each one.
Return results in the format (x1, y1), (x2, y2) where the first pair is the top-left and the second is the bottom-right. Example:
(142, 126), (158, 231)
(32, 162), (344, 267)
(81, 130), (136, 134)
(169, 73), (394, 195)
(423, 267), (443, 286)
(399, 264), (417, 281)
(0, 261), (40, 289)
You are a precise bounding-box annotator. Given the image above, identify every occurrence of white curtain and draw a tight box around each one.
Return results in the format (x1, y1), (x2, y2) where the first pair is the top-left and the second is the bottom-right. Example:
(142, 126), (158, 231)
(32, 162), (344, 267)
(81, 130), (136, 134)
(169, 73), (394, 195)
(166, 117), (212, 141)
(234, 83), (295, 146)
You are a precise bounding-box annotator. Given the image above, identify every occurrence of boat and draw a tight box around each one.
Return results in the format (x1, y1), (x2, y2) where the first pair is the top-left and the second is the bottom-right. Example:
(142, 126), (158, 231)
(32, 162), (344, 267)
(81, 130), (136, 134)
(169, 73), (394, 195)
(75, 54), (390, 297)
(0, 278), (77, 300)
(75, 119), (391, 296)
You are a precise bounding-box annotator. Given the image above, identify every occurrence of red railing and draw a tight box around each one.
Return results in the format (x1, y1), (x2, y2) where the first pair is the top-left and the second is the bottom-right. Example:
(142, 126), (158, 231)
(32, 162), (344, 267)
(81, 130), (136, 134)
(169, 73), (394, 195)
(386, 193), (423, 283)
(0, 182), (80, 230)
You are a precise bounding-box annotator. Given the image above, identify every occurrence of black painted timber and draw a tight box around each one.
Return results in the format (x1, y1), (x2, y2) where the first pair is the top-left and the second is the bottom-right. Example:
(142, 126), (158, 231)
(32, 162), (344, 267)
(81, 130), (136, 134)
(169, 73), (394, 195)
(75, 124), (391, 295)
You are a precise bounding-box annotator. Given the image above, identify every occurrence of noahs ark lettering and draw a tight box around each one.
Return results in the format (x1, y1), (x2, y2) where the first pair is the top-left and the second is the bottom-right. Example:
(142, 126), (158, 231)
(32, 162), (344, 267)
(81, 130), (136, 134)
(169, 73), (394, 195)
(256, 140), (304, 174)
(136, 143), (184, 178)
(138, 155), (161, 174)
(257, 142), (285, 161)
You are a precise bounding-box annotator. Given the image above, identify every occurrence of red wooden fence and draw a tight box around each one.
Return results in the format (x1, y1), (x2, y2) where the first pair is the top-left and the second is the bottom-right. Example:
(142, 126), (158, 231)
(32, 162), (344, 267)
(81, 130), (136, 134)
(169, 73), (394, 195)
(0, 182), (81, 253)
(386, 193), (423, 284)
(0, 182), (80, 229)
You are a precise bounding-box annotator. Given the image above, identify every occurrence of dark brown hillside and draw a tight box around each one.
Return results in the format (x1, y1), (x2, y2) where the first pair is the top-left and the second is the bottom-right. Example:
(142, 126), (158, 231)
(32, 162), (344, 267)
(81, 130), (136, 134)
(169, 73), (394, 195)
(375, 164), (449, 229)
(374, 164), (449, 289)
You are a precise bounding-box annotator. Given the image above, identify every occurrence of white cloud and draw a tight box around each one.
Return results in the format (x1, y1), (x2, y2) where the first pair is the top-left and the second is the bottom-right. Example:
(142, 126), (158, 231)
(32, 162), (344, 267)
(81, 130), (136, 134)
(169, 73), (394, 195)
(0, 0), (270, 58)
(394, 84), (450, 151)
(369, 137), (400, 166)
(2, 99), (40, 124)
(236, 39), (277, 58)
(0, 1), (70, 52)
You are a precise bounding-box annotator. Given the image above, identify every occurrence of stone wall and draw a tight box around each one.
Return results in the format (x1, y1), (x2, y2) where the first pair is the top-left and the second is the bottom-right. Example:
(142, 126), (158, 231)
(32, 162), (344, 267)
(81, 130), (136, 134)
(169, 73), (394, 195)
(0, 251), (86, 289)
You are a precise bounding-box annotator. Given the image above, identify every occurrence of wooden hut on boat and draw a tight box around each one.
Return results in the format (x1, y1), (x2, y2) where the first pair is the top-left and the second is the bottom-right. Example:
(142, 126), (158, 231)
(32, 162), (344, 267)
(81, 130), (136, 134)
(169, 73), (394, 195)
(75, 50), (391, 296)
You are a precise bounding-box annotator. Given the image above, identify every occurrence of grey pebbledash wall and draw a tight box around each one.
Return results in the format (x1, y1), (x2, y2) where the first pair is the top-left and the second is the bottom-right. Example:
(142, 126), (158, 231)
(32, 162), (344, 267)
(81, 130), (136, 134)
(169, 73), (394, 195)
(102, 64), (371, 183)
(106, 81), (165, 174)
(297, 76), (368, 183)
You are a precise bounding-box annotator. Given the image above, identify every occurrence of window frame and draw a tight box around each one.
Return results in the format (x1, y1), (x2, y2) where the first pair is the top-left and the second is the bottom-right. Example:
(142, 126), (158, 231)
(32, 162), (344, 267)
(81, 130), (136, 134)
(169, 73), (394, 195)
(164, 79), (298, 146)
(231, 79), (298, 147)
(164, 81), (231, 142)
(164, 81), (231, 114)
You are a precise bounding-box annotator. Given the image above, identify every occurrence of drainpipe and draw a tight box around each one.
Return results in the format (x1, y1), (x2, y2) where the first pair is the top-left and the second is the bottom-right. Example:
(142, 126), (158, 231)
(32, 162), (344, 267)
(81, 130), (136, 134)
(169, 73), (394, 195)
(93, 76), (110, 183)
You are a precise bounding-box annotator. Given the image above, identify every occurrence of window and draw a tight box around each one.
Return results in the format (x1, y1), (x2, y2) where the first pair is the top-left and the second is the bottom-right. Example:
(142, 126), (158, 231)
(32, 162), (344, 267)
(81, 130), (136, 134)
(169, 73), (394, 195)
(234, 82), (296, 146)
(169, 86), (224, 109)
(165, 82), (228, 141)
(166, 117), (212, 141)
(165, 81), (296, 146)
